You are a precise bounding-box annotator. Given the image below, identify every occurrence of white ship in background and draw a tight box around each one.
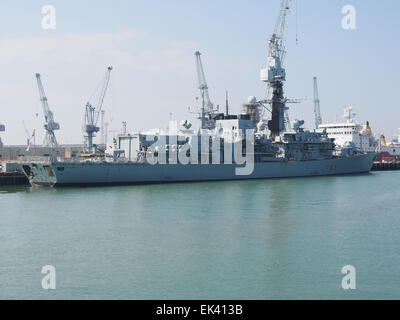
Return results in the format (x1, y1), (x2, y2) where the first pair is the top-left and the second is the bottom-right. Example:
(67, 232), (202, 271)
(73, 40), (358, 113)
(318, 106), (378, 153)
(311, 77), (379, 154)
(316, 101), (400, 160)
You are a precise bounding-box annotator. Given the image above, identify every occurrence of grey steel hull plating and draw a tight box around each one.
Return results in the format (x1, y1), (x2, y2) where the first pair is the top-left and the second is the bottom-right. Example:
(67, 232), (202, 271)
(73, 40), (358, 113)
(25, 153), (377, 187)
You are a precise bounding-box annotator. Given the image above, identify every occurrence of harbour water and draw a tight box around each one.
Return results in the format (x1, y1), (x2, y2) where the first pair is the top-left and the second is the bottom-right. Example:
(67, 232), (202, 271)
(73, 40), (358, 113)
(1, 171), (399, 300)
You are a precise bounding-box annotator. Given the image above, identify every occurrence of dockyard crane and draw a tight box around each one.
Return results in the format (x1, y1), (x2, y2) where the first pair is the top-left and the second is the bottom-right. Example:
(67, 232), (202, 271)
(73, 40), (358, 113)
(0, 122), (4, 148)
(194, 51), (217, 130)
(313, 77), (322, 129)
(84, 66), (112, 154)
(260, 0), (292, 138)
(35, 73), (60, 148)
(100, 110), (105, 146)
(22, 121), (33, 147)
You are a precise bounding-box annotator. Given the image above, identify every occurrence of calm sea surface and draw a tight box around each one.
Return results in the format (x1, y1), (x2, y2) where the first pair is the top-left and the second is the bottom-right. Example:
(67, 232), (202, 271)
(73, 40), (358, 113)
(1, 171), (399, 300)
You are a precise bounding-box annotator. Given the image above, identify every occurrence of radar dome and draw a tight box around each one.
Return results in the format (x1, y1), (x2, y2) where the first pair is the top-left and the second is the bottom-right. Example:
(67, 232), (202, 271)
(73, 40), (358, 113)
(247, 96), (257, 104)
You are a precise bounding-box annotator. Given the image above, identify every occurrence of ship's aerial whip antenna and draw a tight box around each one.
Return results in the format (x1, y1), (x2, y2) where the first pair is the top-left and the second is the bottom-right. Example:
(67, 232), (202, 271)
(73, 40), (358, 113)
(296, 0), (299, 45)
(225, 90), (229, 117)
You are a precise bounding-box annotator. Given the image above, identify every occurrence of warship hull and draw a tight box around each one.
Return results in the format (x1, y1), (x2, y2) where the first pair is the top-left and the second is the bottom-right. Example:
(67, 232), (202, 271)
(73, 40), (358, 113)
(22, 153), (377, 187)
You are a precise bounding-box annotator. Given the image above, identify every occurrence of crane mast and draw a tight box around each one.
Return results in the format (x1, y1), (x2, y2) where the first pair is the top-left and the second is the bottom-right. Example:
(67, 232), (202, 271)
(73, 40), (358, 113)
(195, 51), (217, 130)
(0, 122), (4, 148)
(22, 121), (32, 146)
(260, 0), (291, 139)
(36, 73), (60, 148)
(100, 110), (105, 146)
(84, 66), (112, 154)
(313, 77), (322, 129)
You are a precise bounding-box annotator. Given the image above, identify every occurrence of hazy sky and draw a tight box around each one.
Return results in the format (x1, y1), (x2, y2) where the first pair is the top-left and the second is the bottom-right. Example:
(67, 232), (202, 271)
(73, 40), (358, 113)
(0, 0), (399, 145)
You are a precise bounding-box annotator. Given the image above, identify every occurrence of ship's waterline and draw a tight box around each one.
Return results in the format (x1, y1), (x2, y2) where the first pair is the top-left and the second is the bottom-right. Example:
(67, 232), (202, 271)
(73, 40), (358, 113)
(22, 153), (376, 187)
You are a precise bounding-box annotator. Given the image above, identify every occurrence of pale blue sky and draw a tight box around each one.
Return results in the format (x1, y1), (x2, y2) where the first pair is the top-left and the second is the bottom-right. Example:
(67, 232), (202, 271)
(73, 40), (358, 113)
(0, 0), (399, 144)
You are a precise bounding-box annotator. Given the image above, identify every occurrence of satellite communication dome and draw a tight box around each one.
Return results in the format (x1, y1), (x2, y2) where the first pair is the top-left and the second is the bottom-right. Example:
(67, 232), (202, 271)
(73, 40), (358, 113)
(247, 96), (257, 104)
(292, 119), (305, 130)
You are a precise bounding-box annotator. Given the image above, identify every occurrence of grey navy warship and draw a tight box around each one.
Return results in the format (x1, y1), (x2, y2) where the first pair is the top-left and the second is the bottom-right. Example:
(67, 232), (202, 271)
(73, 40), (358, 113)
(20, 0), (377, 187)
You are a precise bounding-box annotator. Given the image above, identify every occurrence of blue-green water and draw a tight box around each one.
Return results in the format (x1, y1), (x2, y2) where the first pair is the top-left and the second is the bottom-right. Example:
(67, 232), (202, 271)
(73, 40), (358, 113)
(1, 171), (399, 300)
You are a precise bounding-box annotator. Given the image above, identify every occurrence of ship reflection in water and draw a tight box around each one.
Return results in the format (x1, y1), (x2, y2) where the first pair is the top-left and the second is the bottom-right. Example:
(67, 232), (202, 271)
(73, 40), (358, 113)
(0, 171), (399, 299)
